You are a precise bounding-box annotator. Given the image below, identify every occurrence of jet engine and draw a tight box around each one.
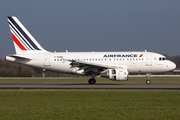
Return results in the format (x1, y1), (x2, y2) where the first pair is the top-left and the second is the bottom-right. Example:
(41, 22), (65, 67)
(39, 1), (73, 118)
(100, 68), (128, 81)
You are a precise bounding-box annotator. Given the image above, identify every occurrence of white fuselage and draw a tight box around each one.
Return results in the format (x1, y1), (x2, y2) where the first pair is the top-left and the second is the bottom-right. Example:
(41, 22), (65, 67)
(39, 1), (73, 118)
(6, 51), (176, 74)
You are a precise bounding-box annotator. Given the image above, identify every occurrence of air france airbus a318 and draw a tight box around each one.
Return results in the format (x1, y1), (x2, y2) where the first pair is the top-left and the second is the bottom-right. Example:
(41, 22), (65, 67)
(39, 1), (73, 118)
(5, 16), (176, 84)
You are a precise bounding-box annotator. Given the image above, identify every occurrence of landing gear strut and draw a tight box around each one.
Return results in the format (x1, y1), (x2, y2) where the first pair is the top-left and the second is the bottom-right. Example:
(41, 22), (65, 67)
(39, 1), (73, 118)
(88, 78), (96, 84)
(146, 74), (151, 85)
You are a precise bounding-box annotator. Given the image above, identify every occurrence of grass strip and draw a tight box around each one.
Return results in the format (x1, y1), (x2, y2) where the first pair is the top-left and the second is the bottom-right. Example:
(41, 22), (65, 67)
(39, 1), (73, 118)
(0, 89), (179, 120)
(0, 77), (180, 84)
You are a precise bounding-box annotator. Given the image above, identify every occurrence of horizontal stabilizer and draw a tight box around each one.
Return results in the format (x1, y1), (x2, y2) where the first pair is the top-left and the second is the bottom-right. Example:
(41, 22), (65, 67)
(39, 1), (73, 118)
(5, 54), (32, 60)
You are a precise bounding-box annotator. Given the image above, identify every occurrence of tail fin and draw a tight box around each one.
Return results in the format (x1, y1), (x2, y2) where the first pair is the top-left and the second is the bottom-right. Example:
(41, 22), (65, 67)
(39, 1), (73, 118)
(7, 16), (47, 54)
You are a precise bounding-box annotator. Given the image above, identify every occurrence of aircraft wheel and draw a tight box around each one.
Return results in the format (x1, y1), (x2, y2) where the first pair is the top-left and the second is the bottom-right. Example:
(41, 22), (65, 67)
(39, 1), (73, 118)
(146, 80), (151, 85)
(88, 78), (96, 84)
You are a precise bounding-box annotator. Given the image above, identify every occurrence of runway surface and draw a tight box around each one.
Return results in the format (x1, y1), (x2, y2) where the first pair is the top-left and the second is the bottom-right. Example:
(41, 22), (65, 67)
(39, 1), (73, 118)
(0, 83), (180, 89)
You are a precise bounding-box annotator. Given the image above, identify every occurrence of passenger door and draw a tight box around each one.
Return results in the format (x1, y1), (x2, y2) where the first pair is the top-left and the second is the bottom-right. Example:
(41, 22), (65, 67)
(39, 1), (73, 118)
(44, 55), (51, 66)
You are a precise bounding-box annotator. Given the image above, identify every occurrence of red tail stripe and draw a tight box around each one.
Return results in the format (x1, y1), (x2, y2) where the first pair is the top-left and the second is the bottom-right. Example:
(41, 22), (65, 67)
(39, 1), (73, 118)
(11, 32), (27, 50)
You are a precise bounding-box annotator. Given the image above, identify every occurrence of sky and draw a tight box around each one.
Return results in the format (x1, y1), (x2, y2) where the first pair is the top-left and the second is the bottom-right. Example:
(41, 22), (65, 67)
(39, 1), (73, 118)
(0, 0), (180, 59)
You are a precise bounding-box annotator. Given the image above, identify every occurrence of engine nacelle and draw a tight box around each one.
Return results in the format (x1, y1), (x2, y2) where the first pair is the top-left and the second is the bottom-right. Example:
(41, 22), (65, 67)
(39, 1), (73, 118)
(100, 68), (128, 81)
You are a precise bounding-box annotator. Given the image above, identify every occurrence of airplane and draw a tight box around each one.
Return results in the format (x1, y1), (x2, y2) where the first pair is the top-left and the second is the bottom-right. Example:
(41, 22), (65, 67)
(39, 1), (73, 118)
(5, 16), (176, 84)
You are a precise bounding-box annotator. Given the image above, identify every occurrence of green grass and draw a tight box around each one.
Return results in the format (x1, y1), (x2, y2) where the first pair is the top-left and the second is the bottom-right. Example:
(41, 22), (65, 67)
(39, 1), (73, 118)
(0, 76), (180, 84)
(0, 77), (180, 119)
(0, 90), (180, 120)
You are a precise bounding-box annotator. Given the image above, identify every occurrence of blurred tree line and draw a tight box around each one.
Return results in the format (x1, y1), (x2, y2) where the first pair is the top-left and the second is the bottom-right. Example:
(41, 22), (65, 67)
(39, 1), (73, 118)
(0, 55), (180, 77)
(0, 59), (35, 77)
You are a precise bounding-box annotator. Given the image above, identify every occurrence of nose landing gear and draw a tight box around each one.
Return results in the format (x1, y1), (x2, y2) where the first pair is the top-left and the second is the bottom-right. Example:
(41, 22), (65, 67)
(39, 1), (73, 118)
(146, 80), (151, 84)
(146, 74), (151, 85)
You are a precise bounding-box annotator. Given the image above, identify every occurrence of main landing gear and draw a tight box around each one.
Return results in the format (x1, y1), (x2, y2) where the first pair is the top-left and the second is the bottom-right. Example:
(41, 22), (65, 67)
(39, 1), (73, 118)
(146, 74), (151, 85)
(88, 78), (96, 84)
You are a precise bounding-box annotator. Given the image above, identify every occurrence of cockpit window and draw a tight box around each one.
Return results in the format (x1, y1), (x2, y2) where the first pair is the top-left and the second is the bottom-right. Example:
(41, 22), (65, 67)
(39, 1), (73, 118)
(159, 57), (168, 61)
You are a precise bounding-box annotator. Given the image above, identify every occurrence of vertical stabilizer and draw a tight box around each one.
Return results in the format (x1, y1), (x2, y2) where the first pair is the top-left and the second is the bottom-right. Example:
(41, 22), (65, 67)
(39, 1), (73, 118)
(7, 16), (47, 54)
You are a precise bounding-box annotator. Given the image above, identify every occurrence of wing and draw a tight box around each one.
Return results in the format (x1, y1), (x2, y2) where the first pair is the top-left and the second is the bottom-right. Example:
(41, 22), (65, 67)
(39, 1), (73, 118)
(67, 59), (127, 76)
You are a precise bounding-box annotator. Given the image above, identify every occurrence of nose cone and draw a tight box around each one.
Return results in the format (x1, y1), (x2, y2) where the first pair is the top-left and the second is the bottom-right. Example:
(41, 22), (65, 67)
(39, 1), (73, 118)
(169, 61), (176, 71)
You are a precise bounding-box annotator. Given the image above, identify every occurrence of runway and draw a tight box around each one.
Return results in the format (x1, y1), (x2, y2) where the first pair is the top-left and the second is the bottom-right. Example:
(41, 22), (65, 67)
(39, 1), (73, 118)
(0, 83), (180, 89)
